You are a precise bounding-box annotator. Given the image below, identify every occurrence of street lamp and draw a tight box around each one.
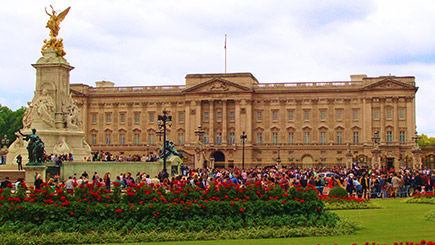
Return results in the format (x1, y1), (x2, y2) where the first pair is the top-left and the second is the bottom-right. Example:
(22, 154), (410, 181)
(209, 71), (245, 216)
(194, 125), (205, 168)
(195, 125), (205, 141)
(372, 131), (380, 146)
(276, 145), (281, 168)
(240, 131), (247, 169)
(157, 109), (172, 178)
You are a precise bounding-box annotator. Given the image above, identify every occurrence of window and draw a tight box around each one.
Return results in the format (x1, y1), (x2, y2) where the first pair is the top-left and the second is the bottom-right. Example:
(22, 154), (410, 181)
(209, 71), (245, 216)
(92, 114), (97, 124)
(400, 131), (406, 142)
(91, 134), (97, 145)
(148, 133), (154, 144)
(216, 111), (222, 122)
(204, 111), (209, 122)
(257, 111), (262, 121)
(120, 113), (125, 123)
(336, 110), (342, 121)
(386, 131), (393, 142)
(337, 132), (343, 144)
(386, 109), (392, 120)
(320, 111), (326, 121)
(272, 132), (278, 143)
(272, 111), (278, 122)
(149, 113), (154, 123)
(178, 133), (184, 145)
(203, 133), (209, 144)
(399, 108), (405, 120)
(288, 132), (294, 143)
(134, 133), (140, 144)
(373, 109), (379, 120)
(304, 110), (310, 121)
(229, 111), (235, 121)
(353, 131), (359, 144)
(229, 132), (235, 144)
(304, 132), (310, 144)
(105, 133), (111, 144)
(288, 111), (294, 121)
(256, 132), (263, 144)
(353, 110), (359, 121)
(120, 133), (125, 144)
(178, 112), (184, 123)
(106, 113), (111, 124)
(320, 132), (326, 143)
(216, 132), (222, 144)
(134, 113), (140, 124)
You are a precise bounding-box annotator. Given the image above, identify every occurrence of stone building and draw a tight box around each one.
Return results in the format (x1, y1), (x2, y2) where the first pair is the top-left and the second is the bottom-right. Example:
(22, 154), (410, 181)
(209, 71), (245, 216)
(71, 72), (420, 169)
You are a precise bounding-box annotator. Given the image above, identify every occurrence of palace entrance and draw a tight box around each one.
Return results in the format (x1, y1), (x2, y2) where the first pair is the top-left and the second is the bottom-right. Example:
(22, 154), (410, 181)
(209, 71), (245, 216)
(211, 151), (225, 168)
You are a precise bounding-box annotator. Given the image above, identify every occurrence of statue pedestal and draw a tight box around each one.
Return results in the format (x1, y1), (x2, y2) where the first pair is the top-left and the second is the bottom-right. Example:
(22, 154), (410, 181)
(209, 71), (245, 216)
(23, 165), (47, 187)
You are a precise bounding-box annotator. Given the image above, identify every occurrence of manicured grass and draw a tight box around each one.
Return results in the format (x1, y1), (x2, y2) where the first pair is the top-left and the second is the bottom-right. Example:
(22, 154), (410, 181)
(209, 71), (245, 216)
(137, 199), (434, 245)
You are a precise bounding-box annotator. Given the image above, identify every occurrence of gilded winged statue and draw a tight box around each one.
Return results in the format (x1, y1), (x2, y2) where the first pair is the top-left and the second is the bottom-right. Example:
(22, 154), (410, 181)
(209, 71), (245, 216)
(41, 5), (70, 57)
(45, 5), (70, 39)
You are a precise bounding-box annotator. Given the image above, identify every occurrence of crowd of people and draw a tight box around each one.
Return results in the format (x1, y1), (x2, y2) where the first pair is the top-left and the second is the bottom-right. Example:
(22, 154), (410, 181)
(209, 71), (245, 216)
(2, 164), (433, 199)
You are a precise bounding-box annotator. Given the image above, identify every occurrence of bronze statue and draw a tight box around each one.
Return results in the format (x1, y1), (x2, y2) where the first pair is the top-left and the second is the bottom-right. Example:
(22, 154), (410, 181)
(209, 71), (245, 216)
(41, 5), (71, 57)
(19, 129), (45, 165)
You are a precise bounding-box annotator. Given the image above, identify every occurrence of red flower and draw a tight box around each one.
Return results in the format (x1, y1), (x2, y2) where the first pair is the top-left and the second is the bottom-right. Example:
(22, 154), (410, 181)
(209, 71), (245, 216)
(240, 208), (244, 212)
(115, 209), (122, 213)
(70, 212), (74, 215)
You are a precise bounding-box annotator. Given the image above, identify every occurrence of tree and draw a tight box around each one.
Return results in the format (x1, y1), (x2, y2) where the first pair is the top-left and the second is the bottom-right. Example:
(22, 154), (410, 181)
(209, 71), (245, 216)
(0, 105), (25, 147)
(417, 134), (435, 146)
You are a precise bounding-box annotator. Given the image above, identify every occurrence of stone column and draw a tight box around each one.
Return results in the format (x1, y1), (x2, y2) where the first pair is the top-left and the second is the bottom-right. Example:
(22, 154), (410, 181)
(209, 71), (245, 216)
(380, 98), (385, 141)
(245, 99), (252, 144)
(222, 99), (227, 144)
(209, 100), (214, 144)
(185, 100), (191, 143)
(196, 100), (202, 130)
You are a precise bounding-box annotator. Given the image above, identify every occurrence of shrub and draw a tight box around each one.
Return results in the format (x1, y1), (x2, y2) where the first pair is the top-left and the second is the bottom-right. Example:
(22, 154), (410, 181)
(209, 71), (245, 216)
(328, 186), (348, 198)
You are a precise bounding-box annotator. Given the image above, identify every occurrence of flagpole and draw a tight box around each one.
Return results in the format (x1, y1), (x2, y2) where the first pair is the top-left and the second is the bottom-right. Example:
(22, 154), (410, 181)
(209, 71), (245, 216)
(224, 34), (227, 73)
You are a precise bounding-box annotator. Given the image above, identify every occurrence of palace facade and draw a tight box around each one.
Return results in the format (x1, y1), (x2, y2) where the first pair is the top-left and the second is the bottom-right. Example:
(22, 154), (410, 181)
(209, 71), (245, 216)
(70, 72), (421, 169)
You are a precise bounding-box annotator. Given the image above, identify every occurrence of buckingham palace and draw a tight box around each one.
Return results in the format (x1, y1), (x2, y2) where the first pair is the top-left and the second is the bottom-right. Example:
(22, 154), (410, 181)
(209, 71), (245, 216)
(70, 72), (419, 169)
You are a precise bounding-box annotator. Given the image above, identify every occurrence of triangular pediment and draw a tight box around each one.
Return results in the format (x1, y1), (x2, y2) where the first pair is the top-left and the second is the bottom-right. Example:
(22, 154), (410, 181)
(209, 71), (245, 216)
(363, 78), (415, 90)
(183, 78), (253, 93)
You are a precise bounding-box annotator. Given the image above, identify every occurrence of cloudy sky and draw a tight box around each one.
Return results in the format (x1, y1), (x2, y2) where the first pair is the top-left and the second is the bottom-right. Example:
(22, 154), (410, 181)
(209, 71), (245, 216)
(1, 0), (435, 135)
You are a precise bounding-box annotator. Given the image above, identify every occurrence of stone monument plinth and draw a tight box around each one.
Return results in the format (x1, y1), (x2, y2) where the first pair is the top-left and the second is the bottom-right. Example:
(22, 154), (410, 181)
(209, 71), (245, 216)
(6, 47), (91, 165)
(23, 165), (47, 187)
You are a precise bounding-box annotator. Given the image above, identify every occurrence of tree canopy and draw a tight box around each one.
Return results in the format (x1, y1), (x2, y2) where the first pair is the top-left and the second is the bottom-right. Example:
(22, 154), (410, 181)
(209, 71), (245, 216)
(417, 134), (435, 146)
(0, 105), (25, 147)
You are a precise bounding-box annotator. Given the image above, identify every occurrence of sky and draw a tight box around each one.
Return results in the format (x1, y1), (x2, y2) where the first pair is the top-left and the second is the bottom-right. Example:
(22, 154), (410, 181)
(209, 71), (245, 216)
(1, 0), (435, 135)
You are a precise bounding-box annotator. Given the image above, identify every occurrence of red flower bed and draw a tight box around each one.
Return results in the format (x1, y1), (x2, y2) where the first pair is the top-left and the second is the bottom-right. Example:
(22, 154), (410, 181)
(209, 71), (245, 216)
(319, 195), (371, 204)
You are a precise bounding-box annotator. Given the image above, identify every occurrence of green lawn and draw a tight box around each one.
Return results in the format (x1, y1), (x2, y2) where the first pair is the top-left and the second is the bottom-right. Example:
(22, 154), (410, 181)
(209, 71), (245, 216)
(140, 199), (434, 245)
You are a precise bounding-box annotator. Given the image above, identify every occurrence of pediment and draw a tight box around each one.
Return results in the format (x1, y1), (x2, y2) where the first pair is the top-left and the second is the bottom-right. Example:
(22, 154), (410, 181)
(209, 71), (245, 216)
(183, 78), (253, 93)
(363, 78), (415, 90)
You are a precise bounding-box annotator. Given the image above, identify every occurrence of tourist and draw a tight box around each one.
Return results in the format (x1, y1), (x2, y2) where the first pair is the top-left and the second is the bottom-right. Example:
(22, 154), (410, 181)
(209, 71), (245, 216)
(16, 154), (23, 171)
(1, 177), (11, 189)
(391, 173), (402, 198)
(124, 172), (135, 186)
(65, 176), (74, 193)
(34, 174), (43, 190)
(104, 172), (111, 191)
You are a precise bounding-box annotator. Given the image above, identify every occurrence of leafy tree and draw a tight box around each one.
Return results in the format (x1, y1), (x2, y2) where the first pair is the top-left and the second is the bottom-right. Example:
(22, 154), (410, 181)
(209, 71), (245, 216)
(417, 134), (435, 146)
(0, 105), (25, 147)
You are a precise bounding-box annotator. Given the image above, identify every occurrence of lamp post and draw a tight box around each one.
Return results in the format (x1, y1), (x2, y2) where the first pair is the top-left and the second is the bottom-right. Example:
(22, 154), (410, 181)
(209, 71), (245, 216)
(157, 109), (172, 178)
(194, 125), (205, 168)
(240, 131), (247, 169)
(276, 145), (281, 169)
